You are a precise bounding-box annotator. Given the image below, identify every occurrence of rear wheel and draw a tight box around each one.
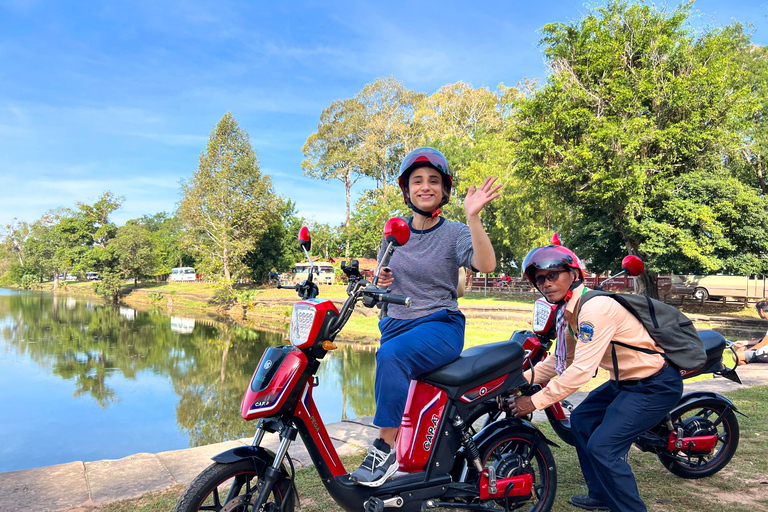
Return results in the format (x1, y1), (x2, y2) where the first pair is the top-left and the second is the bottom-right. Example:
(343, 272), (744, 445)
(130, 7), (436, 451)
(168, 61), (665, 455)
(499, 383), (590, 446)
(657, 401), (740, 479)
(174, 460), (295, 512)
(473, 430), (557, 512)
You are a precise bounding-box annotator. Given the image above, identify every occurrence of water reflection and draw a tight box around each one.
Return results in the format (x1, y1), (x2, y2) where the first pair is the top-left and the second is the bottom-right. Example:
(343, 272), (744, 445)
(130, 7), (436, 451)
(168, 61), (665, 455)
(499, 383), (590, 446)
(170, 316), (195, 334)
(0, 290), (378, 471)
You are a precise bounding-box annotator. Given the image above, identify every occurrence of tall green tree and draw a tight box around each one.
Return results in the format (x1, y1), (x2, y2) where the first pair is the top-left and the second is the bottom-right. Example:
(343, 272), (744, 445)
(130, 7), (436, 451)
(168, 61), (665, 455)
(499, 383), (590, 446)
(244, 199), (304, 280)
(178, 112), (281, 284)
(356, 77), (422, 195)
(516, 0), (761, 296)
(77, 191), (124, 248)
(109, 223), (157, 286)
(302, 98), (367, 258)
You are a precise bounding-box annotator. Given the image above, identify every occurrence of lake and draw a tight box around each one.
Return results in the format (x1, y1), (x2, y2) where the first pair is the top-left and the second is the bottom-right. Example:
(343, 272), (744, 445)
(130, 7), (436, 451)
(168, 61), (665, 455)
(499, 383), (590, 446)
(0, 289), (376, 472)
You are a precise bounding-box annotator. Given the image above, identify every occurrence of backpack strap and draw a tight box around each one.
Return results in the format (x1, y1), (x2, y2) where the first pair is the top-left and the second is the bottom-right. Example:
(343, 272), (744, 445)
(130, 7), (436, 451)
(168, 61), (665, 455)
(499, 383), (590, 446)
(578, 289), (668, 379)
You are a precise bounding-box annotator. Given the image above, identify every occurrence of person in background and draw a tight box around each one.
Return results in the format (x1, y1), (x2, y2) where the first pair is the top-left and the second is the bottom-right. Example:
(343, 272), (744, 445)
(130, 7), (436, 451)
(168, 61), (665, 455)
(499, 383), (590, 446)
(735, 299), (768, 364)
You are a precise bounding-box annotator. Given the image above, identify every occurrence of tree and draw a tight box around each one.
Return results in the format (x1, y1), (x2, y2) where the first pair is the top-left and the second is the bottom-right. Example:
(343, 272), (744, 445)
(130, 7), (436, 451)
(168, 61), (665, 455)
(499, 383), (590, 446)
(78, 191), (124, 248)
(244, 199), (304, 280)
(348, 187), (410, 259)
(140, 212), (194, 274)
(110, 223), (157, 286)
(3, 218), (30, 267)
(356, 77), (422, 195)
(178, 112), (281, 284)
(302, 98), (367, 258)
(515, 0), (760, 296)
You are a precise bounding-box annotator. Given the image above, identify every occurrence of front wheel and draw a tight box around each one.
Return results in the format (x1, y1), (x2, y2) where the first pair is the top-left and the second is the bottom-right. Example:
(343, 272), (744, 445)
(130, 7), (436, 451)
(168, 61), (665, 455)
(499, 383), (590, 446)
(174, 460), (295, 512)
(476, 430), (557, 512)
(657, 401), (740, 479)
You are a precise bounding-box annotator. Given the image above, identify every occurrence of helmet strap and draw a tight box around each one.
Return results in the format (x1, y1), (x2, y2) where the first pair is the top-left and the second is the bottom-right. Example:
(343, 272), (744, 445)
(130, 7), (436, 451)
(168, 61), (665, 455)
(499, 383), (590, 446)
(407, 199), (441, 219)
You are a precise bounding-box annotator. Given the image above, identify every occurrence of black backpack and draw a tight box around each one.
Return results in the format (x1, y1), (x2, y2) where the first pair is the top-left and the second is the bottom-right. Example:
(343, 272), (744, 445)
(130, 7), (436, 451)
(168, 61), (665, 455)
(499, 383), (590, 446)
(577, 290), (707, 371)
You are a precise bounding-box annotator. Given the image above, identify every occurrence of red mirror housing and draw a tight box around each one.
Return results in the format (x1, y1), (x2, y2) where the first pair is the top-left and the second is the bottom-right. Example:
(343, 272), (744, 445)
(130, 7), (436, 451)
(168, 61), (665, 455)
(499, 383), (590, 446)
(621, 255), (644, 277)
(384, 218), (410, 247)
(298, 226), (311, 252)
(551, 233), (561, 246)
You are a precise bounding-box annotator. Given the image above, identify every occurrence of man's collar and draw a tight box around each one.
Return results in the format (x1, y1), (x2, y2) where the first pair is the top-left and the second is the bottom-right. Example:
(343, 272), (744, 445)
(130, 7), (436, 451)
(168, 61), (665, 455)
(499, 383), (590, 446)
(565, 284), (587, 314)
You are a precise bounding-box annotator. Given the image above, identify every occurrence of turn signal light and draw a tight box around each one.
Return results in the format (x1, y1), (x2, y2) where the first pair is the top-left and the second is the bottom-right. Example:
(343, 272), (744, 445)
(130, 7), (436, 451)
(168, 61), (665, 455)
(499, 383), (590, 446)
(322, 340), (337, 350)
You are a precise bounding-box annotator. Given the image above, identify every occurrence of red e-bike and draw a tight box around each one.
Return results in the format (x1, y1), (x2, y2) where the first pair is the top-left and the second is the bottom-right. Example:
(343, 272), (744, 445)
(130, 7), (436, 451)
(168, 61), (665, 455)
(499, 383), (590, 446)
(174, 218), (558, 512)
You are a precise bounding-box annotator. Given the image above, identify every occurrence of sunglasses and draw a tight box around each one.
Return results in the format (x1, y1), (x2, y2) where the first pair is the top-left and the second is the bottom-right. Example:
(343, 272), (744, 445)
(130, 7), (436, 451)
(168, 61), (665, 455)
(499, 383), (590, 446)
(535, 270), (567, 286)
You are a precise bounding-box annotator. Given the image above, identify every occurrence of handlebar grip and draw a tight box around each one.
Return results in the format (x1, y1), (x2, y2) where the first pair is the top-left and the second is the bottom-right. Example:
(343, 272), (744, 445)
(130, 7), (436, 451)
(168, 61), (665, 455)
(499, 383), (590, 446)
(382, 294), (411, 306)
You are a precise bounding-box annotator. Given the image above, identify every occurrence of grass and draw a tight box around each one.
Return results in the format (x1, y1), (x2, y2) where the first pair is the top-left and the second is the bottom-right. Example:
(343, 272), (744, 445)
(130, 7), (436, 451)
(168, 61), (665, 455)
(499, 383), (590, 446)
(73, 384), (768, 512)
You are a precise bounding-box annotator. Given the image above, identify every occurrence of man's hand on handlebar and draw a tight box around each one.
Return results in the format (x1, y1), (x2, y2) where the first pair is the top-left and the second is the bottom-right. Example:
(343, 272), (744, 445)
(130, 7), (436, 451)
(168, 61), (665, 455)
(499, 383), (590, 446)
(510, 395), (536, 418)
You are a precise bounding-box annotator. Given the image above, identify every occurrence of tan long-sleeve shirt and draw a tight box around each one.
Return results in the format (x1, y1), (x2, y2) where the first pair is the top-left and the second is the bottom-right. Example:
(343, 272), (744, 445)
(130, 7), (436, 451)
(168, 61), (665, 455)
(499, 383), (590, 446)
(525, 285), (666, 411)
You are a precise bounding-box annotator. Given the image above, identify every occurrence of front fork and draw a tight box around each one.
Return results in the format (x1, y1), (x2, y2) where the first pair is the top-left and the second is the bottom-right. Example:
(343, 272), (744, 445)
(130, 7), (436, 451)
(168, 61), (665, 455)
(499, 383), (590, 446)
(249, 421), (297, 511)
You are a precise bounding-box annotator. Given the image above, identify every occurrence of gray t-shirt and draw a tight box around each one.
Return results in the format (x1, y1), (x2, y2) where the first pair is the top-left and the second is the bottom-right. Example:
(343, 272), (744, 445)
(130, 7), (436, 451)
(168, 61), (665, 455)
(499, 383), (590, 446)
(378, 217), (475, 320)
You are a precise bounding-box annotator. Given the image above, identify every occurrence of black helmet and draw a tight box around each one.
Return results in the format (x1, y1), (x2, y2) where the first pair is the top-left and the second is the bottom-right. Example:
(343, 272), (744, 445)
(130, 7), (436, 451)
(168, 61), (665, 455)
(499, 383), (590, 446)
(398, 147), (453, 209)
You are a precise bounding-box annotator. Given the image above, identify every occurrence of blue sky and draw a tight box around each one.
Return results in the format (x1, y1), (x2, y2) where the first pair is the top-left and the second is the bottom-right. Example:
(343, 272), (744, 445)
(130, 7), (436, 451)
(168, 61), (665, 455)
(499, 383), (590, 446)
(1, 1), (766, 229)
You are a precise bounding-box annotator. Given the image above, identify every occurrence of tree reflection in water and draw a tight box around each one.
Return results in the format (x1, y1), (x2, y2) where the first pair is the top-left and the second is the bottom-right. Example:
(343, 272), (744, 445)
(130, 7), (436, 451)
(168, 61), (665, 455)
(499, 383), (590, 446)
(0, 292), (378, 449)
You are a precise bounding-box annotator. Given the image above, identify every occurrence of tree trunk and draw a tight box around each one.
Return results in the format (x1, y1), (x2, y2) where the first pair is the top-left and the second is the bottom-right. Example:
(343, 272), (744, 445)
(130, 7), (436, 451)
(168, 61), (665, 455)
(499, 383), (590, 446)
(345, 164), (352, 260)
(624, 239), (659, 299)
(636, 271), (659, 300)
(53, 273), (58, 292)
(223, 246), (231, 283)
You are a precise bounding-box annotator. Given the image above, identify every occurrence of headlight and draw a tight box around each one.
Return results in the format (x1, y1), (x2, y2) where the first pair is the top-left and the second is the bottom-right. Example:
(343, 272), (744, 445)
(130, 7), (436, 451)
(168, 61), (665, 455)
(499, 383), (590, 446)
(290, 303), (317, 347)
(532, 299), (555, 334)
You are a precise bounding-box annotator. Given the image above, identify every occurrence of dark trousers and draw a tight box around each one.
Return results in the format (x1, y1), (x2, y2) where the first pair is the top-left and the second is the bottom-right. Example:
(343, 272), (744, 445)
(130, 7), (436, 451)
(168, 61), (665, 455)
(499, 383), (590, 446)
(570, 364), (683, 512)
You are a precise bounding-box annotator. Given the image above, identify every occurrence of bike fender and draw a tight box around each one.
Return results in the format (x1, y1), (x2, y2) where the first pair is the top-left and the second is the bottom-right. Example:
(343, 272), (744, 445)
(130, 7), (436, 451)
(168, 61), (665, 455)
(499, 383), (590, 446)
(475, 417), (560, 449)
(671, 392), (745, 417)
(212, 446), (277, 465)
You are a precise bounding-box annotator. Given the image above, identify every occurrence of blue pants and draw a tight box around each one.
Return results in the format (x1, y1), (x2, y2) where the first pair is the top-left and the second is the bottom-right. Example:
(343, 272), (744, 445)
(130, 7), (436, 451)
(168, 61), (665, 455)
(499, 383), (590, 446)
(570, 364), (683, 512)
(373, 309), (465, 428)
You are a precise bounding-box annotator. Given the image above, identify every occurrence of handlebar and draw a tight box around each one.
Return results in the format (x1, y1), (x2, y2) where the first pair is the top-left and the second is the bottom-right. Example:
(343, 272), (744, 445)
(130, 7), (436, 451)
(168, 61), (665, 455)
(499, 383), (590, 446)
(381, 293), (411, 306)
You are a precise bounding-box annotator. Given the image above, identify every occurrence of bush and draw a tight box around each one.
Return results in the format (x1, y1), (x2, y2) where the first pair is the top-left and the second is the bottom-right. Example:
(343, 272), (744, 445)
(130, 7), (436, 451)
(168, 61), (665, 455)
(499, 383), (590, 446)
(20, 274), (37, 290)
(92, 271), (124, 301)
(148, 291), (164, 303)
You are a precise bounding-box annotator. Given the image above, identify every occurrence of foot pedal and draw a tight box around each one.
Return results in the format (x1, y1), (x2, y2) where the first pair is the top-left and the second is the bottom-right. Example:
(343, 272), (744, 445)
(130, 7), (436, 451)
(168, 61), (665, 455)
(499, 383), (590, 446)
(364, 497), (385, 512)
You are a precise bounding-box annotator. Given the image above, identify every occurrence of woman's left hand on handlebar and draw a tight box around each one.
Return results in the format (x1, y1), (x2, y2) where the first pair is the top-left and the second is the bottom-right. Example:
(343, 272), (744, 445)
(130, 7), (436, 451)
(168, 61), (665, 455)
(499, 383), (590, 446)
(510, 395), (536, 418)
(464, 176), (502, 218)
(378, 267), (393, 288)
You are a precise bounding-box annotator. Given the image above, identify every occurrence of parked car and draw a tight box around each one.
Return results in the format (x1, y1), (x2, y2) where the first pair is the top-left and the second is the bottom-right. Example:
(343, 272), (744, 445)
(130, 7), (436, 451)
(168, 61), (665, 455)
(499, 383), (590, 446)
(669, 274), (768, 300)
(56, 273), (78, 281)
(169, 267), (197, 282)
(85, 272), (100, 281)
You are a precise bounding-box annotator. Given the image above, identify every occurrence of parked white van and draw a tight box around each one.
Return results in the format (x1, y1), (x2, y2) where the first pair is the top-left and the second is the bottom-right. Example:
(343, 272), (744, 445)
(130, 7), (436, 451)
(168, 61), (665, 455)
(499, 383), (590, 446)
(292, 262), (335, 285)
(169, 267), (197, 282)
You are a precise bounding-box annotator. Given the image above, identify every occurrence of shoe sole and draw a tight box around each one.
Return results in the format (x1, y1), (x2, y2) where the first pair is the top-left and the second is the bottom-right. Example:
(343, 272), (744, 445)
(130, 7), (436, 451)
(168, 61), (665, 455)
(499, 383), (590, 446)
(568, 502), (609, 510)
(353, 462), (400, 487)
(568, 497), (609, 511)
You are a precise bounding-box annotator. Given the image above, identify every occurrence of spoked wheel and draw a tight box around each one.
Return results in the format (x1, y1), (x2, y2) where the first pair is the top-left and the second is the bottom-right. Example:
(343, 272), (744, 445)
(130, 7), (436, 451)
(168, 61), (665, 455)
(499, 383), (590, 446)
(174, 460), (295, 512)
(476, 431), (557, 512)
(657, 402), (740, 479)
